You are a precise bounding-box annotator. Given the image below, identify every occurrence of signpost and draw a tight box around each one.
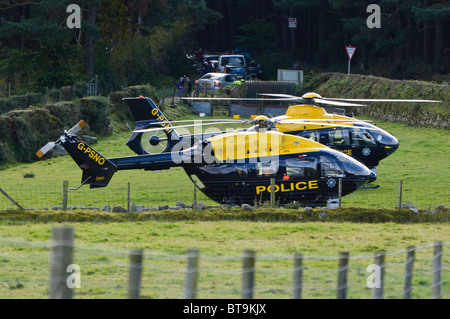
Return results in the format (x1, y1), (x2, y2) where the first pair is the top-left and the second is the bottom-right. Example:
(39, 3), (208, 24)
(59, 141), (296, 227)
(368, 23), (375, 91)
(289, 18), (297, 29)
(345, 46), (356, 74)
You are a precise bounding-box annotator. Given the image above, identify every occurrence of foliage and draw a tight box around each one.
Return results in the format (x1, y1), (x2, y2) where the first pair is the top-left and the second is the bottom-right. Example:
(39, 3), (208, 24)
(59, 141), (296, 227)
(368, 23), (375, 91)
(0, 207), (449, 224)
(0, 93), (44, 115)
(78, 96), (112, 135)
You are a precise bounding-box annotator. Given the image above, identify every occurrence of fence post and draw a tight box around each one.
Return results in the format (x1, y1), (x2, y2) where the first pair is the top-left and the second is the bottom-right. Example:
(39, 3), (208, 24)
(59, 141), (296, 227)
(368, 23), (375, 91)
(185, 248), (200, 299)
(62, 181), (69, 210)
(373, 252), (385, 299)
(292, 253), (303, 299)
(128, 249), (143, 299)
(0, 188), (25, 210)
(432, 241), (443, 299)
(127, 182), (131, 212)
(193, 180), (197, 207)
(338, 178), (342, 208)
(337, 251), (349, 299)
(49, 226), (74, 299)
(398, 180), (403, 208)
(403, 246), (416, 299)
(242, 249), (256, 299)
(270, 177), (276, 207)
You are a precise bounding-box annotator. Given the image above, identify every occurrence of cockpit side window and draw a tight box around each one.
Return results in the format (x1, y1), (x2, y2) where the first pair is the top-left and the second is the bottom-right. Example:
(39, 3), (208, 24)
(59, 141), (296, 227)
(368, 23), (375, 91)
(285, 157), (318, 178)
(351, 128), (376, 146)
(320, 156), (344, 177)
(257, 161), (279, 177)
(329, 129), (350, 146)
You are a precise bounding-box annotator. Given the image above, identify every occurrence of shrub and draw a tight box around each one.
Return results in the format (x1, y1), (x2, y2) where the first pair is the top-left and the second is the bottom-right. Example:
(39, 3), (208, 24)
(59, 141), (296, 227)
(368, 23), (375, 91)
(0, 93), (44, 115)
(109, 84), (160, 117)
(79, 96), (112, 135)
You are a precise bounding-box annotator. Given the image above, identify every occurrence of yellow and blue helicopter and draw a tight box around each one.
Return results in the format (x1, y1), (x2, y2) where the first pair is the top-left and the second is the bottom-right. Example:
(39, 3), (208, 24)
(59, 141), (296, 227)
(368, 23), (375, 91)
(179, 92), (441, 179)
(36, 97), (376, 206)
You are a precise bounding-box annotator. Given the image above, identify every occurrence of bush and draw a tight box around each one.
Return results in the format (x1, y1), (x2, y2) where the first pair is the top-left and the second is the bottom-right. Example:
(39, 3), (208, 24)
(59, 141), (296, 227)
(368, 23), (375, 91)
(109, 84), (160, 116)
(60, 86), (74, 101)
(79, 96), (112, 135)
(45, 101), (81, 130)
(73, 82), (87, 98)
(45, 88), (62, 102)
(0, 93), (44, 115)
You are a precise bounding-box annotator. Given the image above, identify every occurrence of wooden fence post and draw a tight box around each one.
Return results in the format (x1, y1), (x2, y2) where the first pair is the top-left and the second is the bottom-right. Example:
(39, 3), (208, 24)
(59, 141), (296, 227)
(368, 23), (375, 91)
(127, 182), (131, 212)
(270, 177), (276, 207)
(292, 253), (303, 299)
(432, 241), (443, 299)
(403, 246), (416, 299)
(337, 251), (349, 299)
(0, 188), (24, 210)
(242, 249), (256, 299)
(193, 180), (197, 207)
(185, 249), (200, 299)
(128, 249), (143, 299)
(338, 178), (342, 208)
(373, 252), (385, 299)
(49, 226), (74, 299)
(398, 180), (403, 208)
(62, 181), (69, 210)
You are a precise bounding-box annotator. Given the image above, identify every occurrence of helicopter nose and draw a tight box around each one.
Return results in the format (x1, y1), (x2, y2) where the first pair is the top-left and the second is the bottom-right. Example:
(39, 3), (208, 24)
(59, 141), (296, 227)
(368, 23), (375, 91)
(369, 170), (377, 183)
(384, 139), (399, 156)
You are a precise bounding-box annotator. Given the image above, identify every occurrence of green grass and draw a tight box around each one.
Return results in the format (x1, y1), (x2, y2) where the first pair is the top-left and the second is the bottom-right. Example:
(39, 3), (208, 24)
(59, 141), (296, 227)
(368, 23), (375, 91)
(0, 219), (448, 299)
(0, 116), (448, 210)
(0, 114), (448, 299)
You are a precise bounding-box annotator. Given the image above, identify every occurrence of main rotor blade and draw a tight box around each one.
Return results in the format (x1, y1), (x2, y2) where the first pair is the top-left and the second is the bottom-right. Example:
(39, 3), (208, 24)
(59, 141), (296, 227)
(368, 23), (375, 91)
(67, 119), (86, 135)
(167, 119), (244, 124)
(313, 99), (367, 107)
(322, 98), (442, 103)
(181, 97), (288, 101)
(36, 141), (56, 159)
(278, 118), (372, 122)
(259, 93), (302, 99)
(134, 121), (249, 133)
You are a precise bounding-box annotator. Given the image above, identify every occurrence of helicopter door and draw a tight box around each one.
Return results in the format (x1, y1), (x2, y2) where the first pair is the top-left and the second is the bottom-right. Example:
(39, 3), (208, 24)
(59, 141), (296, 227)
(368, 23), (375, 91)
(328, 129), (350, 154)
(285, 157), (318, 179)
(350, 128), (377, 161)
(319, 156), (344, 178)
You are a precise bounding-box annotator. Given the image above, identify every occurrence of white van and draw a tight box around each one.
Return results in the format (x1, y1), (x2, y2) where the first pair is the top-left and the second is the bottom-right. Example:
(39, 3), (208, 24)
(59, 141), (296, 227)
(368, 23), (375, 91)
(218, 55), (248, 72)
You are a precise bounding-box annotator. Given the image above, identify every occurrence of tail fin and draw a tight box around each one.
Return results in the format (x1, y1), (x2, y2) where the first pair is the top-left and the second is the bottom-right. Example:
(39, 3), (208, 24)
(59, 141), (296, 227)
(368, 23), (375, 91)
(124, 97), (180, 139)
(123, 97), (180, 155)
(61, 135), (117, 188)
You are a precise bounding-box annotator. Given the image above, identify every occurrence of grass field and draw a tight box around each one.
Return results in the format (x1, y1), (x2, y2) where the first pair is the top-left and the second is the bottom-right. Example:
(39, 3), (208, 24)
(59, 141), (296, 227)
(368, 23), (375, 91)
(0, 218), (448, 299)
(0, 116), (448, 210)
(0, 114), (448, 299)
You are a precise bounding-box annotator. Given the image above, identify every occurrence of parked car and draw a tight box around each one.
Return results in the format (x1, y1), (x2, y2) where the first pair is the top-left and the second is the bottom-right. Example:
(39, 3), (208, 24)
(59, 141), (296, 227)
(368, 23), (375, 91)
(195, 72), (237, 93)
(202, 54), (220, 65)
(248, 60), (264, 80)
(224, 65), (250, 80)
(218, 54), (249, 72)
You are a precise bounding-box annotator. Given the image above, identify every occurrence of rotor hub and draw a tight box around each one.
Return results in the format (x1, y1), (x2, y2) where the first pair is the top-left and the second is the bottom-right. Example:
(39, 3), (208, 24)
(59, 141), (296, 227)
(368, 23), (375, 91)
(149, 135), (160, 146)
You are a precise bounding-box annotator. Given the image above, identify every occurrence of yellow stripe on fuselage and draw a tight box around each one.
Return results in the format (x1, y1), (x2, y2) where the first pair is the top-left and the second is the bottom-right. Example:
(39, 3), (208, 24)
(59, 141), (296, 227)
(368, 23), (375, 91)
(207, 131), (325, 161)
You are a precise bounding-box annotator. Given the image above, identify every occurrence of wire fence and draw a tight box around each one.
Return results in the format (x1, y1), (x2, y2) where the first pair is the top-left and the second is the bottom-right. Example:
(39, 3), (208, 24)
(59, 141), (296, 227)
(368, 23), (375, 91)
(0, 176), (448, 211)
(0, 230), (447, 299)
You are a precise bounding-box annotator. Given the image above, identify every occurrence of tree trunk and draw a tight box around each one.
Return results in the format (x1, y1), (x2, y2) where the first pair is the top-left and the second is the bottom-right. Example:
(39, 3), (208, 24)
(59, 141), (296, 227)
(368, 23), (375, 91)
(83, 3), (97, 81)
(434, 19), (443, 61)
(423, 0), (432, 63)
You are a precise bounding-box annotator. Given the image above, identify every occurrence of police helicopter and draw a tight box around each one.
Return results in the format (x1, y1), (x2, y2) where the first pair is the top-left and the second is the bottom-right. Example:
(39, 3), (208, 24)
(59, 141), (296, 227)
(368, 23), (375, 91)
(180, 92), (441, 178)
(36, 97), (377, 207)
